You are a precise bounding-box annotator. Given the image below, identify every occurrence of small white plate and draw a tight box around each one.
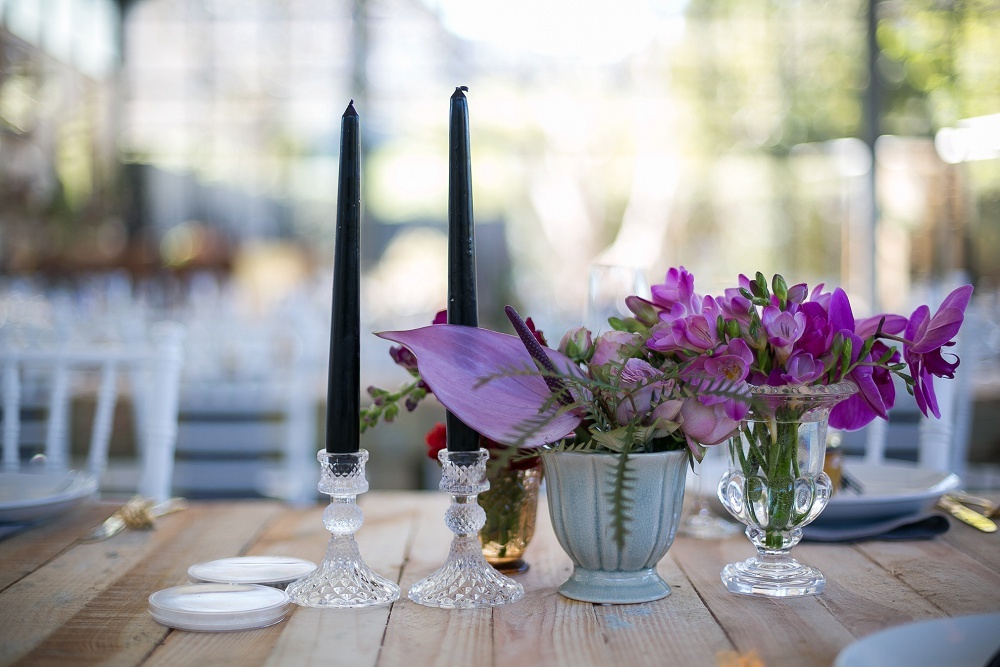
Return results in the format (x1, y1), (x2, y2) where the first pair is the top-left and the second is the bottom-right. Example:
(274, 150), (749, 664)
(188, 557), (316, 588)
(834, 613), (1000, 667)
(816, 459), (960, 524)
(0, 471), (99, 523)
(149, 583), (290, 632)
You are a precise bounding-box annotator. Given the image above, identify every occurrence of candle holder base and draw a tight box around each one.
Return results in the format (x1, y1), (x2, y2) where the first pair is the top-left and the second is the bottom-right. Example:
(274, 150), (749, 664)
(407, 449), (524, 608)
(286, 450), (400, 609)
(408, 534), (524, 608)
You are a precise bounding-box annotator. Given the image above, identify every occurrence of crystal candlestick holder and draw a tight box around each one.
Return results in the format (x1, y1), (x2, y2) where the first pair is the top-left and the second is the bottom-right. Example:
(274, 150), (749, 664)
(408, 448), (524, 608)
(286, 450), (400, 608)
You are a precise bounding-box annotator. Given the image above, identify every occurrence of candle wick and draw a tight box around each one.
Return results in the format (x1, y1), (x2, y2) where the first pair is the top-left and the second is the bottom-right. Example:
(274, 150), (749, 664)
(452, 86), (469, 99)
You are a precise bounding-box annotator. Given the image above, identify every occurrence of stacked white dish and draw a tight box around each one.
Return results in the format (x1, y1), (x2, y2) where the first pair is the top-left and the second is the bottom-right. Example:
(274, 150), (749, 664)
(148, 583), (290, 632)
(188, 556), (317, 589)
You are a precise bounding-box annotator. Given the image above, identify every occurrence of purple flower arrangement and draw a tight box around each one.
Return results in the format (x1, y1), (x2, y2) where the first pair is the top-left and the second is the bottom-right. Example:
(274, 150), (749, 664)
(370, 268), (972, 462)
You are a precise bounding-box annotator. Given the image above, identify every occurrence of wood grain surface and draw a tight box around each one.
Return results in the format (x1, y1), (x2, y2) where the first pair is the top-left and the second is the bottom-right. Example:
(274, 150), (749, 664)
(1, 492), (997, 667)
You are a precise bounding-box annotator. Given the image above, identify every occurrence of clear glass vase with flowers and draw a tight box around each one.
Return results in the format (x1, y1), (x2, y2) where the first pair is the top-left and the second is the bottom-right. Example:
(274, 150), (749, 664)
(367, 268), (972, 600)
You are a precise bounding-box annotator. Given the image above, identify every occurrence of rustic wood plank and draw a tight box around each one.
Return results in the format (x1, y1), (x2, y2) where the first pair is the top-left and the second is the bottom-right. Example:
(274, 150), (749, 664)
(0, 500), (120, 592)
(671, 534), (856, 667)
(261, 494), (418, 667)
(854, 537), (1000, 615)
(793, 542), (946, 636)
(144, 626), (287, 667)
(377, 492), (494, 667)
(494, 496), (617, 667)
(589, 551), (736, 667)
(1, 501), (284, 666)
(5, 492), (1000, 667)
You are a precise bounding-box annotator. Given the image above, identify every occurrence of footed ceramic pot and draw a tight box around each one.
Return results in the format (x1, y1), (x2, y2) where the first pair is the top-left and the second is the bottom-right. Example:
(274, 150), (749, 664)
(541, 449), (687, 604)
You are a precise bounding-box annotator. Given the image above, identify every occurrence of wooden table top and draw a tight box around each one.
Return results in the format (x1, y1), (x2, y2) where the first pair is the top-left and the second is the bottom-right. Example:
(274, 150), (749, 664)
(1, 491), (999, 667)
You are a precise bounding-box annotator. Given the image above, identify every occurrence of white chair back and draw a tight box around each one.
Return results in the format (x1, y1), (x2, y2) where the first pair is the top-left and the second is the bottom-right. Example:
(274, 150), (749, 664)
(0, 322), (185, 501)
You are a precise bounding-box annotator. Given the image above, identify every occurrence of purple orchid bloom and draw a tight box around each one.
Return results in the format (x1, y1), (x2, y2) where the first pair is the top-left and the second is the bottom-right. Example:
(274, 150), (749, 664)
(855, 313), (908, 339)
(377, 325), (584, 447)
(903, 284), (973, 418)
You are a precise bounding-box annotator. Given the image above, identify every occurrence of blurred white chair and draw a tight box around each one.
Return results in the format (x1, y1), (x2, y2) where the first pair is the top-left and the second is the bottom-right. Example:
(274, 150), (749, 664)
(171, 284), (323, 505)
(1, 323), (185, 501)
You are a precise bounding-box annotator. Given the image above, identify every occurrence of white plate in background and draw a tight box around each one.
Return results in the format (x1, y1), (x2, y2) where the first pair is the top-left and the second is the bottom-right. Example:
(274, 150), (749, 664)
(696, 456), (959, 525)
(0, 471), (99, 523)
(816, 458), (959, 523)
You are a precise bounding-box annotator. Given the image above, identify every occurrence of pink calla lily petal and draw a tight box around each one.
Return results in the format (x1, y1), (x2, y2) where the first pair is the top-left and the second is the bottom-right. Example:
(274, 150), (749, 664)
(377, 325), (583, 447)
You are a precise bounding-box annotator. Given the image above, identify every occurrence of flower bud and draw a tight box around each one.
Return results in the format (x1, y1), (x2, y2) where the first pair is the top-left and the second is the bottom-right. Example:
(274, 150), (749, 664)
(726, 318), (742, 342)
(558, 326), (594, 362)
(772, 274), (789, 304)
(625, 295), (660, 326)
(787, 283), (808, 304)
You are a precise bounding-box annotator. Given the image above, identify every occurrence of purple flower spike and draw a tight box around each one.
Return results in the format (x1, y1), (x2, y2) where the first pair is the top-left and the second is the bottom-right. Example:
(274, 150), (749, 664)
(505, 305), (573, 405)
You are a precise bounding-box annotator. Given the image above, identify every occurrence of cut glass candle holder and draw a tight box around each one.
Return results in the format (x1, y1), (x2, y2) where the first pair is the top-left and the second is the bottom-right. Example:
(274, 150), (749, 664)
(408, 448), (524, 608)
(285, 449), (400, 608)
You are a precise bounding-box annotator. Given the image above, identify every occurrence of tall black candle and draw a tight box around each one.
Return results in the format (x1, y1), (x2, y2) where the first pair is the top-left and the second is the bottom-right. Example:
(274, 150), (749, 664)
(446, 86), (481, 453)
(326, 100), (361, 454)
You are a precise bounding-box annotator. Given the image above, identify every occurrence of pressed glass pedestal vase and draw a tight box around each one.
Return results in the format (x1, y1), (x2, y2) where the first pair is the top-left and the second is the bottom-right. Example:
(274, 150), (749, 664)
(479, 466), (542, 574)
(718, 381), (856, 598)
(408, 448), (524, 608)
(541, 449), (687, 604)
(285, 450), (400, 608)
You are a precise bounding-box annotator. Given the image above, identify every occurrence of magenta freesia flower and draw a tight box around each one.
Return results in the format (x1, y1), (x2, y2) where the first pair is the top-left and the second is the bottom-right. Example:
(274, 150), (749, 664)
(761, 305), (807, 363)
(650, 266), (701, 317)
(680, 338), (753, 421)
(903, 284), (973, 418)
(779, 351), (825, 385)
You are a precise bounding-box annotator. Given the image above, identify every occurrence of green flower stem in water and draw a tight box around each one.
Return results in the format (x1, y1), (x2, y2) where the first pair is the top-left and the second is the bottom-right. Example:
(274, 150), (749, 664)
(741, 412), (805, 551)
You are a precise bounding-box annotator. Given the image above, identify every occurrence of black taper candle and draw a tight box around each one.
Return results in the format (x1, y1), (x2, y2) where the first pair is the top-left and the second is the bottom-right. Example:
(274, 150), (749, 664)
(325, 100), (361, 454)
(446, 86), (481, 453)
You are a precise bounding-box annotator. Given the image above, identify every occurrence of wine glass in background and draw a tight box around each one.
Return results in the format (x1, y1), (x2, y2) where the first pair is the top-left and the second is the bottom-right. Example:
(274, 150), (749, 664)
(586, 264), (649, 334)
(681, 442), (743, 539)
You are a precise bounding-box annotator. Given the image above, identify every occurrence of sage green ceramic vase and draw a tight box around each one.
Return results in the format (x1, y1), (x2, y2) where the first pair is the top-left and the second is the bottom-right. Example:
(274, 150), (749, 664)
(540, 449), (688, 604)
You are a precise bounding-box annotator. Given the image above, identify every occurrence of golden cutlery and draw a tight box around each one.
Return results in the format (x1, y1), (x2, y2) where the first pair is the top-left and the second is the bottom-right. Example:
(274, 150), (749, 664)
(946, 491), (995, 515)
(937, 496), (997, 533)
(81, 496), (188, 543)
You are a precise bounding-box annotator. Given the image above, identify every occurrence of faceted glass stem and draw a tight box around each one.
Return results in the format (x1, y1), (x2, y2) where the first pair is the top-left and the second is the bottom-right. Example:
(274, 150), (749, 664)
(408, 449), (524, 608)
(286, 450), (400, 608)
